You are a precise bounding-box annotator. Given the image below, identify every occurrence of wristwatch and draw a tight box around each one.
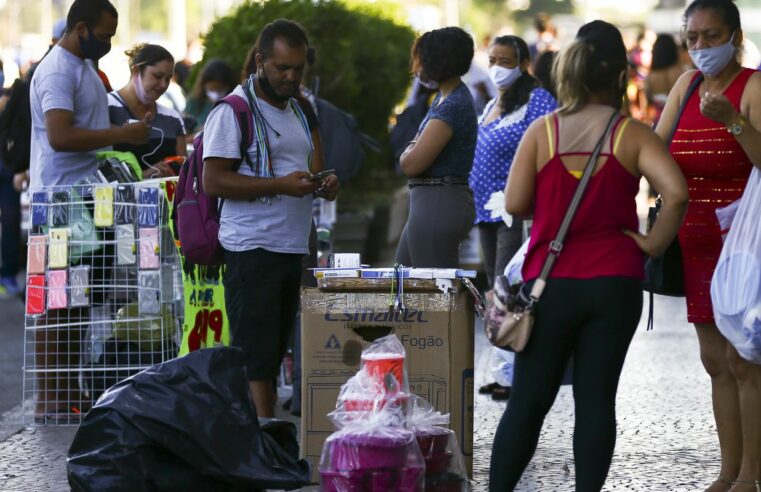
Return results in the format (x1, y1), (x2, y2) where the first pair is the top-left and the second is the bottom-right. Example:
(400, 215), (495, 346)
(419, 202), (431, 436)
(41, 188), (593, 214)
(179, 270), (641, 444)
(727, 115), (746, 136)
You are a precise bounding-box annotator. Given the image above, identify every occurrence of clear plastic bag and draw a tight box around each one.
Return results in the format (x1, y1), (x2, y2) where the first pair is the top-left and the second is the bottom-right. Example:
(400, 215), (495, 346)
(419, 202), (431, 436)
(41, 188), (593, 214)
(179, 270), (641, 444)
(359, 334), (409, 396)
(503, 239), (529, 286)
(490, 347), (515, 388)
(329, 369), (410, 429)
(711, 167), (761, 364)
(320, 408), (425, 492)
(408, 396), (468, 492)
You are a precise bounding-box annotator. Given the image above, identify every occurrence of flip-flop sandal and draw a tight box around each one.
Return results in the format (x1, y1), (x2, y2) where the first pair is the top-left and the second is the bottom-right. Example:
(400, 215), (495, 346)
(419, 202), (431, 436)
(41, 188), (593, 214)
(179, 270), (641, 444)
(491, 386), (511, 401)
(479, 382), (502, 394)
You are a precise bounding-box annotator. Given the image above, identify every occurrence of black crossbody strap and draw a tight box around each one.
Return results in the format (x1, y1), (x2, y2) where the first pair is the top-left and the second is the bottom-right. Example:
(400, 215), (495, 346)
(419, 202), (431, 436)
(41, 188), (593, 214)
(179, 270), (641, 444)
(529, 110), (619, 300)
(668, 73), (704, 145)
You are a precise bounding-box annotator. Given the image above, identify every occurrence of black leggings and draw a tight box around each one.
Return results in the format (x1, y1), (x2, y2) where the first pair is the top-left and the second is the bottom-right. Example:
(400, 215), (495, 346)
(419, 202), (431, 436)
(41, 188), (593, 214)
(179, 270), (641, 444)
(489, 277), (643, 492)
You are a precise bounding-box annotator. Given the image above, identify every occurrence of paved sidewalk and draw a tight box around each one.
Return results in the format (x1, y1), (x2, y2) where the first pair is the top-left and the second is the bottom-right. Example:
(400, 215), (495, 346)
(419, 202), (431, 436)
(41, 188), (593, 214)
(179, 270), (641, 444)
(472, 294), (720, 491)
(0, 293), (719, 491)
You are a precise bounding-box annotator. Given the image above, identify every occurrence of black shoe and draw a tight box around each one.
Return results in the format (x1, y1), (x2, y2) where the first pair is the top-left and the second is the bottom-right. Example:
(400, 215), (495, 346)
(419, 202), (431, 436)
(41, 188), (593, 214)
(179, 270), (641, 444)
(479, 382), (502, 394)
(491, 386), (511, 401)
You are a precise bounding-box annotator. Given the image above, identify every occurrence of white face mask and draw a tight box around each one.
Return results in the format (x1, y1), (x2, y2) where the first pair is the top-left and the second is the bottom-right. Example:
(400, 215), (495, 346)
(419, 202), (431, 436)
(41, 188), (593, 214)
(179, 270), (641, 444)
(489, 64), (522, 90)
(205, 89), (224, 103)
(418, 78), (439, 91)
(688, 32), (737, 77)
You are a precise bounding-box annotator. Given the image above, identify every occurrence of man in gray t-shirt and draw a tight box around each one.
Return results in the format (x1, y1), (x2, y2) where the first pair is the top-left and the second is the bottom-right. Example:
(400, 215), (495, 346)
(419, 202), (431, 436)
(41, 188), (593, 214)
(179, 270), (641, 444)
(29, 0), (149, 190)
(204, 20), (338, 418)
(28, 0), (151, 423)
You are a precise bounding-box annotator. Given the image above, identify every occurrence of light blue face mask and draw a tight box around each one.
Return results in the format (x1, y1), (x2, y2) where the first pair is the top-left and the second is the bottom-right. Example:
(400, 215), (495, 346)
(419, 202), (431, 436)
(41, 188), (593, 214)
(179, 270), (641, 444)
(689, 32), (737, 77)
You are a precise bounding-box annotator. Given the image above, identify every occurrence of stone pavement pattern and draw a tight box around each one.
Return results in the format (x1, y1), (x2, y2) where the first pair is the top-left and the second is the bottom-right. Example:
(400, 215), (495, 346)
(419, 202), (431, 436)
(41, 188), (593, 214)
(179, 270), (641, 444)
(0, 294), (720, 491)
(472, 294), (720, 491)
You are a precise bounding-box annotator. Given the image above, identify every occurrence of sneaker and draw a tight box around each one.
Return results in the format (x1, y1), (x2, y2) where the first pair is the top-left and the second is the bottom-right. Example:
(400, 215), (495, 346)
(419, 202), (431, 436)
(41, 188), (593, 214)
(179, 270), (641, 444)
(0, 276), (22, 296)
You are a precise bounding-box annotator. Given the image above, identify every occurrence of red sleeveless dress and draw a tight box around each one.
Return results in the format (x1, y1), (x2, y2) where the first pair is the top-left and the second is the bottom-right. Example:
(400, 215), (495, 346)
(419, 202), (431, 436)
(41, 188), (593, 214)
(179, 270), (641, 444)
(523, 114), (644, 281)
(670, 69), (755, 324)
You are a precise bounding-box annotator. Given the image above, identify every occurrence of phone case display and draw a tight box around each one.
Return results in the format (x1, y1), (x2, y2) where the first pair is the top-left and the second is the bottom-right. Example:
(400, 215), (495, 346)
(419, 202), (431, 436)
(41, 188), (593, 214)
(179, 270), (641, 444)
(70, 265), (91, 307)
(116, 224), (136, 265)
(23, 182), (183, 427)
(115, 185), (136, 225)
(51, 191), (70, 227)
(27, 235), (47, 274)
(139, 228), (160, 269)
(47, 270), (68, 310)
(48, 228), (69, 269)
(26, 275), (46, 315)
(138, 271), (161, 315)
(137, 187), (159, 227)
(31, 192), (48, 227)
(94, 186), (114, 228)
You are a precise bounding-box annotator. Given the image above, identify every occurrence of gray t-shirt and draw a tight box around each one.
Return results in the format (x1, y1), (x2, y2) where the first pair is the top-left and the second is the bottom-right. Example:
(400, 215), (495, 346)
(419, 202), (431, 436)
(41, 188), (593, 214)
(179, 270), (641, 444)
(202, 85), (312, 254)
(29, 45), (111, 190)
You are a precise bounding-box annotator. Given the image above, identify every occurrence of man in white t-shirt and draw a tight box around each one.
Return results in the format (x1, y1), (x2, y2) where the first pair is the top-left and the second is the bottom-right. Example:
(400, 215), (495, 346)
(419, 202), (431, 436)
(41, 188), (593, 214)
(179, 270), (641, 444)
(28, 0), (150, 423)
(204, 19), (338, 418)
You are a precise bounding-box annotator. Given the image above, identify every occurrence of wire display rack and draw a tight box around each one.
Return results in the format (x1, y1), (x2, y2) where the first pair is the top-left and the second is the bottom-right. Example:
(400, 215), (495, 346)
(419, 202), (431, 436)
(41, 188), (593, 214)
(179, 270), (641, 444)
(22, 181), (182, 426)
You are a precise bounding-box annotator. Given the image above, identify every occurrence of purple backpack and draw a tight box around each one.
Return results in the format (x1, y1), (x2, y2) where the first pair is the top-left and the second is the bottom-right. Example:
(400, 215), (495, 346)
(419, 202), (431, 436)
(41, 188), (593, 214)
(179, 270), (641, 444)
(173, 95), (254, 265)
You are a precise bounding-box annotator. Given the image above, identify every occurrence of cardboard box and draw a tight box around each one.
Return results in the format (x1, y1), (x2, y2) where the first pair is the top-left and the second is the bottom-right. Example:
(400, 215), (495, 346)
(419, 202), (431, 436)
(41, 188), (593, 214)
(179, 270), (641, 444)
(300, 282), (474, 482)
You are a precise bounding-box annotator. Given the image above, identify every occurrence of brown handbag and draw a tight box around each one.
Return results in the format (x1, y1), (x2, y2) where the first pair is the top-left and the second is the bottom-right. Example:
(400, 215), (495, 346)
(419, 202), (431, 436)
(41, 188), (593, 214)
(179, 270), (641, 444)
(484, 111), (620, 351)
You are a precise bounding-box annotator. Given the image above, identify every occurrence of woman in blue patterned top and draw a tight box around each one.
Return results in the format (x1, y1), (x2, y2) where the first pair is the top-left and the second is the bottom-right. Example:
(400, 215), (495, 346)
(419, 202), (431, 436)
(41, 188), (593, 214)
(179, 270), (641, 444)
(396, 27), (478, 268)
(470, 35), (557, 286)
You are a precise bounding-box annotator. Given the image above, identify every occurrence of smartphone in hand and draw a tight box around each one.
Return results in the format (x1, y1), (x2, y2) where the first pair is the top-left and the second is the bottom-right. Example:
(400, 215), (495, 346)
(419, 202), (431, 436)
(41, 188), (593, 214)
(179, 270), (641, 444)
(307, 169), (336, 182)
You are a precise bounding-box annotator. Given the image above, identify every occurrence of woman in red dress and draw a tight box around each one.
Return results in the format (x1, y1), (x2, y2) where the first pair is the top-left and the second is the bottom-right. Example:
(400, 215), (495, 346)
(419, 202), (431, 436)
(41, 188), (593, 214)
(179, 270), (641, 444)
(657, 1), (761, 491)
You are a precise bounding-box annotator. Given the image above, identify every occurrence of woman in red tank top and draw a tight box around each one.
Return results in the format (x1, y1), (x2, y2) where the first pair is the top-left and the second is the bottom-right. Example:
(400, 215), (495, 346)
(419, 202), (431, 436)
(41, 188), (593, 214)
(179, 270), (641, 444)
(657, 2), (761, 490)
(487, 21), (688, 491)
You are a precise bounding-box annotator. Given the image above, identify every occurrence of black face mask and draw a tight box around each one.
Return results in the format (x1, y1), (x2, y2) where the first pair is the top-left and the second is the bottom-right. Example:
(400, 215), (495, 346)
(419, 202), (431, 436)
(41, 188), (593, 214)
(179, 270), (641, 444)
(257, 72), (293, 103)
(78, 28), (111, 61)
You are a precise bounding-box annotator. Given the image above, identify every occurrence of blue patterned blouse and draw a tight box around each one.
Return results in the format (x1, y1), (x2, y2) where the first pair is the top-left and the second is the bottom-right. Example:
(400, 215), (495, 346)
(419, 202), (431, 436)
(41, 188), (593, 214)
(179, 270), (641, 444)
(469, 88), (557, 224)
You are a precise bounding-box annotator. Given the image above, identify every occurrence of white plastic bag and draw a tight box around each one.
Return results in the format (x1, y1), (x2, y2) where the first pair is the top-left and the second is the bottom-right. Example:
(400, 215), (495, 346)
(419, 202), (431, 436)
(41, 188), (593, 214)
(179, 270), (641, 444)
(711, 167), (761, 364)
(715, 199), (740, 242)
(490, 347), (515, 387)
(503, 238), (529, 286)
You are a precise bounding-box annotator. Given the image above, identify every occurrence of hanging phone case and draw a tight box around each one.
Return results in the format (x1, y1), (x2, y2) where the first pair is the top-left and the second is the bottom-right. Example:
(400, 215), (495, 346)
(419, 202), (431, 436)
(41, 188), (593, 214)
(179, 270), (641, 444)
(114, 185), (136, 224)
(69, 265), (90, 307)
(116, 224), (136, 265)
(47, 270), (68, 310)
(138, 271), (161, 315)
(27, 235), (47, 274)
(94, 186), (114, 227)
(31, 192), (48, 227)
(26, 275), (46, 316)
(139, 227), (160, 269)
(50, 191), (70, 227)
(137, 187), (159, 227)
(48, 228), (69, 269)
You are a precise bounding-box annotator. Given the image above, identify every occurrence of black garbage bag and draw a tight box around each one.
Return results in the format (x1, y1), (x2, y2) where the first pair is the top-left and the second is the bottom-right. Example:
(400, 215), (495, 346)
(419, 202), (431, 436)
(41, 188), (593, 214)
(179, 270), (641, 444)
(67, 347), (311, 492)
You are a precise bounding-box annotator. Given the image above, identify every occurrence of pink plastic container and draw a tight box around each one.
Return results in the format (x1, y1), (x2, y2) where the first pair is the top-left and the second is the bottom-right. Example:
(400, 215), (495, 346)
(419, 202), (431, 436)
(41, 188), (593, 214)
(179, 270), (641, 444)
(328, 431), (415, 470)
(415, 427), (453, 457)
(320, 466), (424, 492)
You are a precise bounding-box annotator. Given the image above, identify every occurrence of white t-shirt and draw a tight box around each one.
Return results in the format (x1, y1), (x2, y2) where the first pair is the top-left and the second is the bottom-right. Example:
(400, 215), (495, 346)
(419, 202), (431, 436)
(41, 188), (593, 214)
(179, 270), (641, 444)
(202, 85), (312, 254)
(29, 45), (111, 189)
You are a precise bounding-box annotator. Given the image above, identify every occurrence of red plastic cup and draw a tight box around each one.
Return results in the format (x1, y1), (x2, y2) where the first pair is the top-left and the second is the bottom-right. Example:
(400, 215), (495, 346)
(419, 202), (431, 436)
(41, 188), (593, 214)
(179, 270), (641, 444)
(362, 353), (405, 392)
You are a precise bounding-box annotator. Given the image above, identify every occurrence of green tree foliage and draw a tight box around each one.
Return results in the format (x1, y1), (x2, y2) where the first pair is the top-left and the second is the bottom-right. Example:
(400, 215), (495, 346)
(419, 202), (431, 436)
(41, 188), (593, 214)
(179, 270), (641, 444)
(200, 0), (416, 141)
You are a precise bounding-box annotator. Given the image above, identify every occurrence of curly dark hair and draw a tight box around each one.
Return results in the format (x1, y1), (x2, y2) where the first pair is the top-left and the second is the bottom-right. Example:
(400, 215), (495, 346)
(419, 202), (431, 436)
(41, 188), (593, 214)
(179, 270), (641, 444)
(492, 35), (540, 115)
(411, 27), (474, 83)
